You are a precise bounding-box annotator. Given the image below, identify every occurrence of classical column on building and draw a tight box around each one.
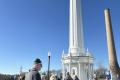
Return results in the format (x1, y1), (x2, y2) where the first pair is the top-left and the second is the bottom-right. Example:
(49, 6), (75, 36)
(69, 54), (72, 73)
(83, 64), (86, 80)
(69, 62), (71, 74)
(78, 63), (81, 80)
(62, 63), (65, 80)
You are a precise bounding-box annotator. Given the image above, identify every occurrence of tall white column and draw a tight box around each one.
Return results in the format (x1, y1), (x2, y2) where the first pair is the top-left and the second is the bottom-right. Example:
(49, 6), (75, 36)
(69, 0), (84, 56)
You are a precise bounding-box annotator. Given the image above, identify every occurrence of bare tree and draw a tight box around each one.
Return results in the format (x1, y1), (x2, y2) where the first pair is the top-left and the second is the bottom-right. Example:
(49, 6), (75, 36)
(94, 62), (107, 79)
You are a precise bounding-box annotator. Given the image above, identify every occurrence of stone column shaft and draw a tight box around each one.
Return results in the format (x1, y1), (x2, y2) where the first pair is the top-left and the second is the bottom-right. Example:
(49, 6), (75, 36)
(104, 8), (120, 79)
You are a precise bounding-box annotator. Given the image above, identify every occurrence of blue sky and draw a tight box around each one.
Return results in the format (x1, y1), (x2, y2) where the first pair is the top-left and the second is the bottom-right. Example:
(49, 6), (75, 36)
(0, 0), (120, 74)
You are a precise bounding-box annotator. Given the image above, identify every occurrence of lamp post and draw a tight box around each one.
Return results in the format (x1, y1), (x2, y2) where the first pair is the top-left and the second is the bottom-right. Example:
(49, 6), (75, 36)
(48, 51), (51, 80)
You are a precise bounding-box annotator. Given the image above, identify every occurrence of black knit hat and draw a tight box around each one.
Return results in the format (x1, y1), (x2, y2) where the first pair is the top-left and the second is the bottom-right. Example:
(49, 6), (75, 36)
(34, 58), (42, 64)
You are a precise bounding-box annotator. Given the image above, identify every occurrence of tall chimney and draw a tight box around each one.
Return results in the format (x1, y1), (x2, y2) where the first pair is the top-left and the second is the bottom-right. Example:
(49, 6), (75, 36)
(104, 8), (120, 79)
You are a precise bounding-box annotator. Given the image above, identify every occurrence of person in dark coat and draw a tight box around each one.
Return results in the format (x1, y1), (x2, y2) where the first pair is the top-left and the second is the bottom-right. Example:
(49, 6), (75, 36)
(117, 74), (120, 80)
(25, 58), (42, 80)
(106, 71), (111, 80)
(65, 72), (73, 80)
(74, 75), (79, 80)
